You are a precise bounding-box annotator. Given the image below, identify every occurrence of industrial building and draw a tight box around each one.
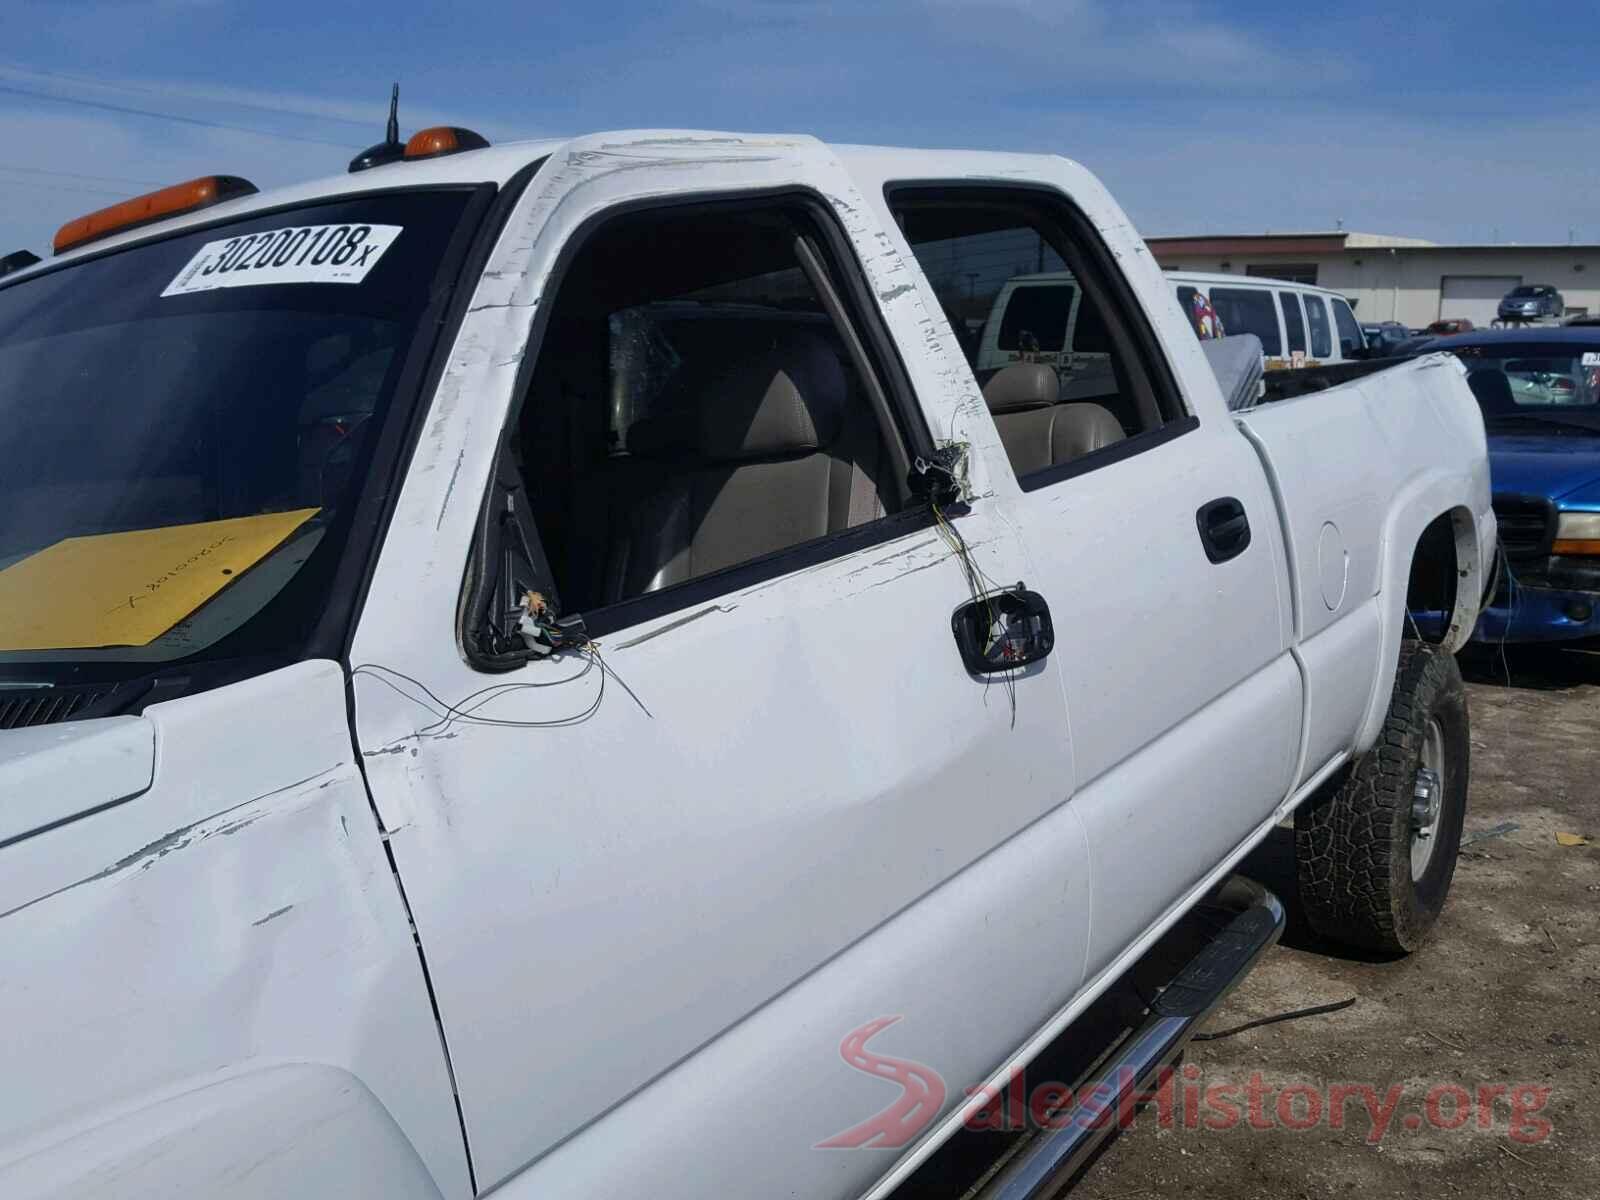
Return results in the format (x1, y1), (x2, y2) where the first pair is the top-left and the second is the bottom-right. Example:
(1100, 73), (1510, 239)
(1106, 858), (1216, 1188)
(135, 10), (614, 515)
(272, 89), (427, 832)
(1145, 231), (1599, 329)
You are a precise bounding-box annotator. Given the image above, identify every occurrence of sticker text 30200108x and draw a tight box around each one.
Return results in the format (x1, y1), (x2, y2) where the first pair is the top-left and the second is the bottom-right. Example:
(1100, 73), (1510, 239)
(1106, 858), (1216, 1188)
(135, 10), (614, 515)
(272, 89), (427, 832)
(161, 223), (403, 295)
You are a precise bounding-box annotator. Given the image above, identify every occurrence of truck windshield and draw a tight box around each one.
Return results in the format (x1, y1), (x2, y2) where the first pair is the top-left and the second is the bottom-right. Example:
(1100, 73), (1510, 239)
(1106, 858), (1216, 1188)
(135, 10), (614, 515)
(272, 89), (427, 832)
(0, 188), (476, 673)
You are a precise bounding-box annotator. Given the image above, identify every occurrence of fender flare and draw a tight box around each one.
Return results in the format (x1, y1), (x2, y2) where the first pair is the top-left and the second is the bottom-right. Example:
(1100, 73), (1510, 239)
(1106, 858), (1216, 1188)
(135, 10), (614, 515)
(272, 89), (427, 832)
(1354, 470), (1489, 755)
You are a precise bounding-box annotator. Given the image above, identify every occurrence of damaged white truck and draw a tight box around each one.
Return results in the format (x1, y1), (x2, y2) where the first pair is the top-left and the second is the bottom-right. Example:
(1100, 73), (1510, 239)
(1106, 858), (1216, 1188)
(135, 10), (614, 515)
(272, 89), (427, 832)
(0, 129), (1494, 1200)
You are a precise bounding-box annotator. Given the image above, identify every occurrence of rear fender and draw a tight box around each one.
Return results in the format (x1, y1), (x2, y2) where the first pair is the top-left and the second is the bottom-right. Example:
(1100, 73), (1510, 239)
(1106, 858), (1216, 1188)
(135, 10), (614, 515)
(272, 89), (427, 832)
(1359, 479), (1489, 754)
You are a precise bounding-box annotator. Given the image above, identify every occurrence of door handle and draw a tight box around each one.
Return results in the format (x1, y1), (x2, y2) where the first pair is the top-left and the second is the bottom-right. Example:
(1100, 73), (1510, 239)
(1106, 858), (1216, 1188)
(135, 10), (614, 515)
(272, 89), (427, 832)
(1196, 497), (1252, 564)
(952, 584), (1055, 674)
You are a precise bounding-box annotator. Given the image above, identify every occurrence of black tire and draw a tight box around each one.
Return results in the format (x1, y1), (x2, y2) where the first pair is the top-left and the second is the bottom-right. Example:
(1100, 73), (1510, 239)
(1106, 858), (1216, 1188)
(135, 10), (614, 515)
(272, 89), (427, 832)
(1295, 641), (1469, 953)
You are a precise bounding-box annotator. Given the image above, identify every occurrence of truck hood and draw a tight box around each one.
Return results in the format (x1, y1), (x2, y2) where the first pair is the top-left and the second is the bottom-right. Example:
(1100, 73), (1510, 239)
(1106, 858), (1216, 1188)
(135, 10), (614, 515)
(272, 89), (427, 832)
(1489, 433), (1600, 501)
(0, 715), (155, 847)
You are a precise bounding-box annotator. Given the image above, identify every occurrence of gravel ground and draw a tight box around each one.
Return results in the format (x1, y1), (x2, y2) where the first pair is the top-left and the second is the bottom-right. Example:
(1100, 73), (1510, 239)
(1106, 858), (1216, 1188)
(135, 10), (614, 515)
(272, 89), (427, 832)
(1066, 644), (1600, 1200)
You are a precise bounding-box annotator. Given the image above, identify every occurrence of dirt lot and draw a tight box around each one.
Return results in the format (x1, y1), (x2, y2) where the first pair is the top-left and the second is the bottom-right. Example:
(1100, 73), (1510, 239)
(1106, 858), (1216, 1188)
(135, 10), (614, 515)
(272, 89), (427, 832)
(1069, 644), (1600, 1200)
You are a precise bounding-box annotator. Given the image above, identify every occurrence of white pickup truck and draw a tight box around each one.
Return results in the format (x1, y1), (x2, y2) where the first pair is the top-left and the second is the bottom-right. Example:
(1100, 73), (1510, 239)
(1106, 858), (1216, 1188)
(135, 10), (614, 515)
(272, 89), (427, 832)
(0, 129), (1495, 1200)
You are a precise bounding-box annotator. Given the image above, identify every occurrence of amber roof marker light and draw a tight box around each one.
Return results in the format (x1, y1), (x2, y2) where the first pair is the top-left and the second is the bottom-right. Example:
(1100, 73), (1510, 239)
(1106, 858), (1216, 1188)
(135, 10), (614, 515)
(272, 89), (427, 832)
(404, 126), (491, 161)
(53, 175), (258, 255)
(348, 84), (491, 171)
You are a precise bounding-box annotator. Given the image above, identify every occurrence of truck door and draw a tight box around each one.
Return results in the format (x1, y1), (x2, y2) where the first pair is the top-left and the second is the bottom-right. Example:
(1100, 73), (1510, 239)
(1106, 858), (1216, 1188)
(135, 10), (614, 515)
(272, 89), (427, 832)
(349, 136), (1091, 1197)
(872, 164), (1301, 986)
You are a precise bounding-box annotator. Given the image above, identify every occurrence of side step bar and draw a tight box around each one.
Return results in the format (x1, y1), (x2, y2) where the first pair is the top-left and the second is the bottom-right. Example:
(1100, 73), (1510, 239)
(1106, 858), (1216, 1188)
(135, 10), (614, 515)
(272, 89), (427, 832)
(974, 879), (1286, 1200)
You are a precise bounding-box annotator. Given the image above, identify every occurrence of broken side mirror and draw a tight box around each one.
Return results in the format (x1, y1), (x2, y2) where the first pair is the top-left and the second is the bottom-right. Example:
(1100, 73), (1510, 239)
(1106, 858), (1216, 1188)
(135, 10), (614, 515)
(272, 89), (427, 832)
(951, 584), (1055, 674)
(908, 446), (965, 509)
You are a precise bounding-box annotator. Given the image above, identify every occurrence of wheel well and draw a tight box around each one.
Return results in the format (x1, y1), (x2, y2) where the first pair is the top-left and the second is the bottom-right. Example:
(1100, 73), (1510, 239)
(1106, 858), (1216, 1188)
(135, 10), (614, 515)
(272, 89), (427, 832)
(1405, 511), (1463, 645)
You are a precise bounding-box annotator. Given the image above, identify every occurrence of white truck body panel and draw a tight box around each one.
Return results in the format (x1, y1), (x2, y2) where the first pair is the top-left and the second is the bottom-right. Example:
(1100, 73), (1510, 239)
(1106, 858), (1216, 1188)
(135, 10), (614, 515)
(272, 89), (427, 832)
(350, 131), (1088, 1193)
(0, 714), (153, 846)
(0, 130), (1493, 1200)
(0, 662), (470, 1200)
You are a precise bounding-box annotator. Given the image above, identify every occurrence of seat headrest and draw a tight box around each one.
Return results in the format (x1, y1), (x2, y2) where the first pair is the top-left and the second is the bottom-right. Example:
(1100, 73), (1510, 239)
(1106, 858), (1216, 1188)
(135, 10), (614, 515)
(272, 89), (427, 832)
(983, 363), (1059, 413)
(1050, 403), (1126, 461)
(645, 331), (847, 462)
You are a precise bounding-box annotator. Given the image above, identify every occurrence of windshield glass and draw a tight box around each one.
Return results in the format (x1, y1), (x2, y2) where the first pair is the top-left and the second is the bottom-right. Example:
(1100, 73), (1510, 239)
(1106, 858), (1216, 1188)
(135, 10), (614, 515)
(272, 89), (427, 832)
(1446, 344), (1600, 425)
(0, 188), (475, 672)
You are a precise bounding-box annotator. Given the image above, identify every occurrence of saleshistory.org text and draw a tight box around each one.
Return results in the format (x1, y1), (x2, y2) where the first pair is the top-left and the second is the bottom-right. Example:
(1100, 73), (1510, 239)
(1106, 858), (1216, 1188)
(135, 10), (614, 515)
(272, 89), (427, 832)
(817, 1018), (1555, 1150)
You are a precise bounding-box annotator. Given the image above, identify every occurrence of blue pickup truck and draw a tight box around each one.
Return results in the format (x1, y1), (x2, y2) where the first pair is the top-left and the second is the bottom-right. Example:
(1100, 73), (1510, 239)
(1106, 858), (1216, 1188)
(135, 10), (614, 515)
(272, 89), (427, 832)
(1418, 328), (1600, 643)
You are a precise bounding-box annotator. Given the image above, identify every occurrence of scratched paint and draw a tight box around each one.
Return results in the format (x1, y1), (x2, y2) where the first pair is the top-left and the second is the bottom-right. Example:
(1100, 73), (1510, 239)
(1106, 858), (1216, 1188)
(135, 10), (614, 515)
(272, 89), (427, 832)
(0, 660), (471, 1197)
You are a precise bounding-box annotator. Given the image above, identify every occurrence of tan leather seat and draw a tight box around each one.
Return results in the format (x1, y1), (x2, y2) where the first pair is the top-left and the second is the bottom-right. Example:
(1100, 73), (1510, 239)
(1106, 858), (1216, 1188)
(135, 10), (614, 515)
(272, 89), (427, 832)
(604, 331), (880, 602)
(982, 364), (1126, 477)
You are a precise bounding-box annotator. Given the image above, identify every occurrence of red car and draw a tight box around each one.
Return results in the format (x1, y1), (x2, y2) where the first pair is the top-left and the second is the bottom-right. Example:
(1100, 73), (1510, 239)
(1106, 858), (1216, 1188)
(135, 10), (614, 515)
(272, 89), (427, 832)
(1426, 317), (1476, 335)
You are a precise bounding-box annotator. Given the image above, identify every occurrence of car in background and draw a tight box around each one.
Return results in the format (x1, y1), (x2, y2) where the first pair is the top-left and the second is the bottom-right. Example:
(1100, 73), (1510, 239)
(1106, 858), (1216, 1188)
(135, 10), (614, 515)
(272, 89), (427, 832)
(1361, 321), (1411, 356)
(1409, 326), (1600, 644)
(1426, 317), (1475, 336)
(1564, 312), (1600, 327)
(1166, 270), (1366, 367)
(1498, 284), (1565, 323)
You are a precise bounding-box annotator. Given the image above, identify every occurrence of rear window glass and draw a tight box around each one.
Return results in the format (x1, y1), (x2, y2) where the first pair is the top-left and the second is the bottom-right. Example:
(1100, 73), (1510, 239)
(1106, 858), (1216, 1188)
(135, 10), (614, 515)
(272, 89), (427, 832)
(1210, 288), (1281, 356)
(1280, 292), (1307, 354)
(1449, 347), (1600, 416)
(1072, 292), (1113, 354)
(998, 284), (1073, 352)
(1305, 295), (1333, 358)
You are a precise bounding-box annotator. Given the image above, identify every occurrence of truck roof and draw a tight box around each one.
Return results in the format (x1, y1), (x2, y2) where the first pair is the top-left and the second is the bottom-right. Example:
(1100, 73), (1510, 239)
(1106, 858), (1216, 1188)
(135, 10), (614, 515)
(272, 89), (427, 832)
(1164, 268), (1354, 302)
(1422, 325), (1600, 350)
(10, 132), (1081, 282)
(12, 136), (569, 277)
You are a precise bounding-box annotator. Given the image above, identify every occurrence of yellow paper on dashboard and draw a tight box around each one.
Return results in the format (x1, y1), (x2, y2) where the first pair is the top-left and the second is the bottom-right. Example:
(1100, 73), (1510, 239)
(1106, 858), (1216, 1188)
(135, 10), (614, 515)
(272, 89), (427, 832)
(0, 509), (319, 651)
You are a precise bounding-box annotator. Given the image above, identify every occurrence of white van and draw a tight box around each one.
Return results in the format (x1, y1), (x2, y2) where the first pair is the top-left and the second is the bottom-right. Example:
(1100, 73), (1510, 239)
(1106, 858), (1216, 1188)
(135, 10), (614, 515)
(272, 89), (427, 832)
(973, 271), (1118, 398)
(1167, 270), (1367, 368)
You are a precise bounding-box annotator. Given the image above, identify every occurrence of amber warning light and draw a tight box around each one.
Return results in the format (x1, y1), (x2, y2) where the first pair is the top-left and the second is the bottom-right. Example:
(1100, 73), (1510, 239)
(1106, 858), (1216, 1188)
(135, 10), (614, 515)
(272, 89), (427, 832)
(404, 126), (491, 160)
(53, 175), (258, 256)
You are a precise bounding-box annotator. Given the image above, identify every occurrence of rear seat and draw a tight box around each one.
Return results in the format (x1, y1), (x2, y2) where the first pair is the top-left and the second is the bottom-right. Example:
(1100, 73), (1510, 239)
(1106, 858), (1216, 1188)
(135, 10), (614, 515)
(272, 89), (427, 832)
(982, 363), (1126, 477)
(602, 329), (883, 603)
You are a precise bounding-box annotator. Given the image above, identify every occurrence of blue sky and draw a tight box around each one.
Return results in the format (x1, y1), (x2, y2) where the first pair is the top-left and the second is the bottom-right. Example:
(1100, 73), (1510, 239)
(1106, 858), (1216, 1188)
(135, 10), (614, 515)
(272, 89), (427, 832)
(2, 0), (1595, 256)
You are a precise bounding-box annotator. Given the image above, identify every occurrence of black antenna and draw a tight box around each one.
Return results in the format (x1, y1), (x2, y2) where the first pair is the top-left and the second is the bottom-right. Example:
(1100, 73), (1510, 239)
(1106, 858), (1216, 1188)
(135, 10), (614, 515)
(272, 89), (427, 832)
(348, 82), (406, 173)
(385, 82), (399, 146)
